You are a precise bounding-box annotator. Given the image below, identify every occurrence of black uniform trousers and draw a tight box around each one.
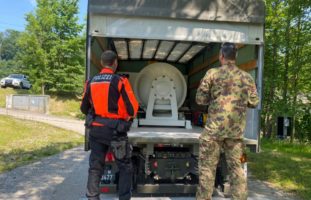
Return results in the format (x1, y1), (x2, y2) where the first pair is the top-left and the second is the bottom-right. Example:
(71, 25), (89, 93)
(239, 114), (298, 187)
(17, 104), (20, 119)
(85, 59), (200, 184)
(86, 126), (133, 200)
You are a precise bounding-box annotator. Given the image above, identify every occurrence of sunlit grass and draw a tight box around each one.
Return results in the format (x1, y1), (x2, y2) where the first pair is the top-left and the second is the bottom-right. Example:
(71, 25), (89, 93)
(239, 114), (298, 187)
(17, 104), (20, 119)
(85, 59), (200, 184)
(0, 115), (83, 173)
(248, 139), (311, 199)
(49, 95), (83, 119)
(0, 88), (83, 119)
(0, 88), (29, 107)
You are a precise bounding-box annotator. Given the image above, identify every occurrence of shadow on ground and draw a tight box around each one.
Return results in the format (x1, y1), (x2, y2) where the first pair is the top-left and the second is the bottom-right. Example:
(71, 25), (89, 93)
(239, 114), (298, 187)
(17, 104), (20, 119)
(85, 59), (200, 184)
(0, 146), (88, 200)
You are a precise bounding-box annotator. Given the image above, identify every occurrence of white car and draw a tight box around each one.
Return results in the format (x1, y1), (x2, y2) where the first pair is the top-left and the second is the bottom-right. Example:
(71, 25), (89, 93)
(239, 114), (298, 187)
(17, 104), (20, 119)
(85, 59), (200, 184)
(0, 74), (32, 89)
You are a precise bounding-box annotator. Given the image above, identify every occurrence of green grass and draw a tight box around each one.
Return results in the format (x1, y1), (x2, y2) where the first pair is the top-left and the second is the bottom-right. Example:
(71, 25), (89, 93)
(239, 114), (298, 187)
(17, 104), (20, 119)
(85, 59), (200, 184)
(49, 95), (83, 119)
(0, 88), (83, 119)
(248, 139), (311, 200)
(0, 88), (29, 107)
(0, 115), (83, 173)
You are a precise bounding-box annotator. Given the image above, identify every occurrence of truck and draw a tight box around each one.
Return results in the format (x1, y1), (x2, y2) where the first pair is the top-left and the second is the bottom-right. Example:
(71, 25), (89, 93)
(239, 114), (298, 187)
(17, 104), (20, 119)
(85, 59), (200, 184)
(85, 0), (265, 196)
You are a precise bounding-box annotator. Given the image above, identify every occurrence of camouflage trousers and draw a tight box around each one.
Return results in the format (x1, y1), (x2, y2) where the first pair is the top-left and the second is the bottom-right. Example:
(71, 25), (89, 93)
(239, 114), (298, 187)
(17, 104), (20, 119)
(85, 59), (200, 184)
(196, 138), (247, 200)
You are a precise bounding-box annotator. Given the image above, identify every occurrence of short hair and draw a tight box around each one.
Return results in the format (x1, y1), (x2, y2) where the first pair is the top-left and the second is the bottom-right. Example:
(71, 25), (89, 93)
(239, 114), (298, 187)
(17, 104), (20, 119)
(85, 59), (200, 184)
(101, 50), (117, 66)
(220, 43), (237, 60)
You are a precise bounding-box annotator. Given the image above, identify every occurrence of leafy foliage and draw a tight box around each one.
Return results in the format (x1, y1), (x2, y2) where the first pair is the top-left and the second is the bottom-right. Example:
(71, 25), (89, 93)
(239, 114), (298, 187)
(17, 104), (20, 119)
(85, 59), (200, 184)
(0, 30), (21, 60)
(0, 60), (21, 79)
(17, 0), (85, 94)
(0, 30), (22, 79)
(262, 0), (311, 141)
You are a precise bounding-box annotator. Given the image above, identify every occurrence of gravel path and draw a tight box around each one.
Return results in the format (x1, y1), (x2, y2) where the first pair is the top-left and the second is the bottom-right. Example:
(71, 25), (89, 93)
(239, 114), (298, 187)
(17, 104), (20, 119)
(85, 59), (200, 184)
(0, 108), (298, 200)
(0, 108), (84, 134)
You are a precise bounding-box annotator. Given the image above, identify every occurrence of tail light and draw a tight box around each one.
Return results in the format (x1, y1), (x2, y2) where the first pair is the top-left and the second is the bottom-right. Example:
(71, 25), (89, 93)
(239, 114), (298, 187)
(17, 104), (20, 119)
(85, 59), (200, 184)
(240, 153), (247, 163)
(105, 152), (115, 162)
(153, 161), (158, 168)
(101, 187), (110, 193)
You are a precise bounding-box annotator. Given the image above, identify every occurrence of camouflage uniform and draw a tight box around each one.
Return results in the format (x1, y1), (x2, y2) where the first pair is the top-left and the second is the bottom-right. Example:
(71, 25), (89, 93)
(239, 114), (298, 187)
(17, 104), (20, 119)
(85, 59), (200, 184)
(196, 63), (259, 200)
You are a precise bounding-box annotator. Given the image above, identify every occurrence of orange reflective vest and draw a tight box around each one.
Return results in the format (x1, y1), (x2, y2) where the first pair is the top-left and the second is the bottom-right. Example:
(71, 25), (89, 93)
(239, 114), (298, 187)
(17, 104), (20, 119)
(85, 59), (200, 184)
(81, 68), (139, 122)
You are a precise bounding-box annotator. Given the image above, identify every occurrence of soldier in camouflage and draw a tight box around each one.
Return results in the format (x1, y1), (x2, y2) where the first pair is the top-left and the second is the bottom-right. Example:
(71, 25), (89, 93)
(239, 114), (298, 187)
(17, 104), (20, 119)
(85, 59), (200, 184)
(196, 43), (259, 200)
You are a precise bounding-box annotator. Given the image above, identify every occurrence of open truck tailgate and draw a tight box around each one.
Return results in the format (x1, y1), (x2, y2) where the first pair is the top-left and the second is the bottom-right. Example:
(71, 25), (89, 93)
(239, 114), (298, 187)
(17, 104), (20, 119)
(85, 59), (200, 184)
(128, 127), (258, 147)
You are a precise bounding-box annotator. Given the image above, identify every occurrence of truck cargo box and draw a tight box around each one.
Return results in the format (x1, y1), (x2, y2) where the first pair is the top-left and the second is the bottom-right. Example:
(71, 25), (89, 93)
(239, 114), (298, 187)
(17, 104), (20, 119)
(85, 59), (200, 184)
(86, 0), (265, 195)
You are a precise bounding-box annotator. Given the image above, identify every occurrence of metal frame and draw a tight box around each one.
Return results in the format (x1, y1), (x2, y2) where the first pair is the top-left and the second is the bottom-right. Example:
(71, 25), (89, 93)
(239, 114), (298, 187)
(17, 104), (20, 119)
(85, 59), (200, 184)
(257, 45), (264, 111)
(152, 40), (161, 60)
(256, 44), (264, 152)
(112, 39), (129, 60)
(109, 38), (207, 64)
(84, 0), (92, 152)
(186, 46), (208, 64)
(140, 40), (145, 60)
(154, 41), (175, 60)
(174, 42), (194, 63)
(90, 15), (264, 45)
(89, 0), (265, 24)
(86, 1), (91, 80)
(140, 76), (185, 127)
(109, 38), (117, 53)
(163, 41), (178, 61)
(126, 39), (130, 60)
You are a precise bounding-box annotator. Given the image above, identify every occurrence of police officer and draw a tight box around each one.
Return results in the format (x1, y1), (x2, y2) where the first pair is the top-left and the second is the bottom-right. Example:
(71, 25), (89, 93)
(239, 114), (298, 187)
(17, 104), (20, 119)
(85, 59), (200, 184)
(196, 43), (259, 200)
(81, 50), (139, 200)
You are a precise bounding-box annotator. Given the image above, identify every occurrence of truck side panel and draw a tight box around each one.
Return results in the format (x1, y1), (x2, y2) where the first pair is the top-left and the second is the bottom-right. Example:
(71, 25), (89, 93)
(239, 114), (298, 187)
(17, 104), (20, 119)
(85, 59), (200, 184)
(188, 44), (259, 141)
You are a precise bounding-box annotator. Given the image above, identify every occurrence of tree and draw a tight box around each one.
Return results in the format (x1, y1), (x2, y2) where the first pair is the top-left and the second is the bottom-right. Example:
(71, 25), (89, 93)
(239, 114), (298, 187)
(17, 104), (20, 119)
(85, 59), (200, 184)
(262, 0), (286, 138)
(0, 30), (21, 60)
(0, 59), (21, 78)
(0, 30), (22, 78)
(18, 0), (85, 95)
(262, 0), (311, 141)
(0, 32), (3, 60)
